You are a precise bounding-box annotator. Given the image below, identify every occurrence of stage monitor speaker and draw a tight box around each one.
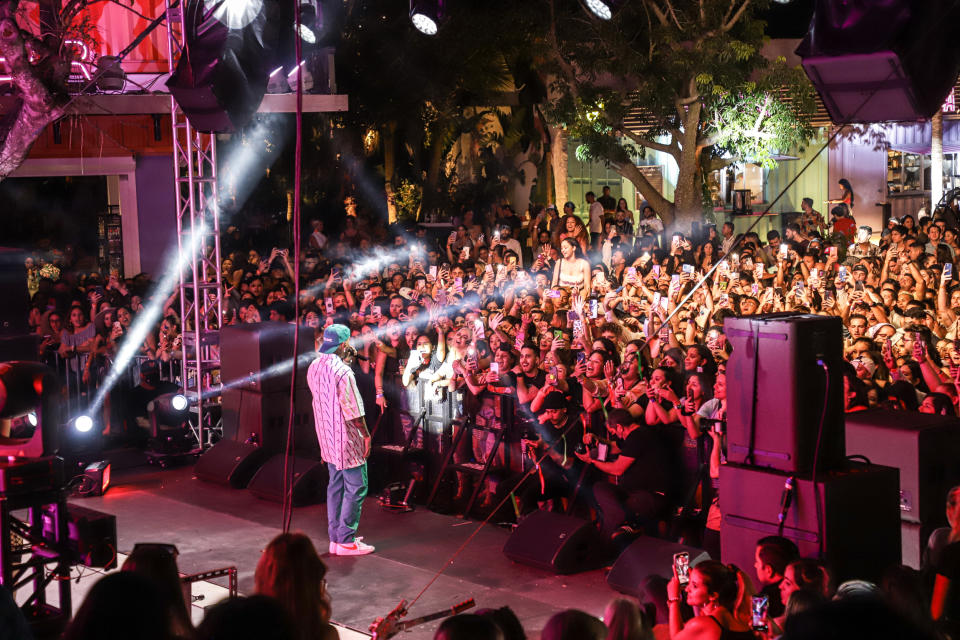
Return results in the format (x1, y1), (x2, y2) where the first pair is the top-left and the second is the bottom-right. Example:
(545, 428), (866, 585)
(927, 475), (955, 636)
(502, 511), (604, 575)
(167, 0), (269, 132)
(220, 387), (317, 455)
(247, 454), (327, 506)
(220, 323), (315, 393)
(195, 439), (269, 488)
(845, 409), (960, 568)
(720, 462), (901, 584)
(724, 314), (844, 474)
(796, 0), (960, 123)
(607, 538), (710, 598)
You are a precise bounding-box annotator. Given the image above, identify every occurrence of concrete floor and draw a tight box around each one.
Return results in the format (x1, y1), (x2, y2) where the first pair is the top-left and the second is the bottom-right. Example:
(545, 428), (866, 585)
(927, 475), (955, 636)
(68, 448), (621, 639)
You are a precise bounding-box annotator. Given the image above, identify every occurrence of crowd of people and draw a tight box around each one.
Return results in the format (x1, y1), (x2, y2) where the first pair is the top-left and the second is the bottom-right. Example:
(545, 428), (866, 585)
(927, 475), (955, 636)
(15, 183), (960, 638)
(12, 496), (960, 640)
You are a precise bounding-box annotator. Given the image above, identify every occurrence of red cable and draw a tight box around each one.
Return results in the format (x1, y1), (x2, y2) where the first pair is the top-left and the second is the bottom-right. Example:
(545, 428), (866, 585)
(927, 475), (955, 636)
(282, 1), (305, 534)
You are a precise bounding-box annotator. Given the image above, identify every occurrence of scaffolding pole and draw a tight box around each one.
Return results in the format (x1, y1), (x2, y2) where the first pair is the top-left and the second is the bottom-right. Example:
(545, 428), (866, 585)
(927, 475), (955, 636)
(165, 0), (223, 450)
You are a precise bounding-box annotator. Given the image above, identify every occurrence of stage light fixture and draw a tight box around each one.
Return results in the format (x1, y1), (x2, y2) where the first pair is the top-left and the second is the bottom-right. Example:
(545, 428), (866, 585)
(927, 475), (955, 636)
(95, 56), (125, 91)
(286, 61), (313, 92)
(579, 0), (625, 20)
(298, 1), (318, 29)
(147, 393), (191, 430)
(74, 416), (94, 433)
(296, 23), (316, 43)
(82, 461), (111, 497)
(204, 0), (264, 29)
(267, 66), (287, 93)
(171, 394), (189, 412)
(410, 0), (445, 35)
(0, 362), (62, 457)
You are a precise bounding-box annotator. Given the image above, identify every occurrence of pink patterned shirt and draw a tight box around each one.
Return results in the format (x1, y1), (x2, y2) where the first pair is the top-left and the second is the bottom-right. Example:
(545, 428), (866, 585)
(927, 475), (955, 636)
(307, 354), (366, 470)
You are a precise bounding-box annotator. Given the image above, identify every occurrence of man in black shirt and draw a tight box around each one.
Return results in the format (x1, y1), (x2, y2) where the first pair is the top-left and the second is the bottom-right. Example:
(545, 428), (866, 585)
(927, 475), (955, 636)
(753, 536), (800, 619)
(522, 392), (585, 511)
(598, 186), (617, 212)
(576, 409), (673, 540)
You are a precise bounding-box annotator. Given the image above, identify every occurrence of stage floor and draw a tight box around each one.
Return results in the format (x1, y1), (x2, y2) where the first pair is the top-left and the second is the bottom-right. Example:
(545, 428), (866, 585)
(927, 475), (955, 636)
(62, 449), (619, 639)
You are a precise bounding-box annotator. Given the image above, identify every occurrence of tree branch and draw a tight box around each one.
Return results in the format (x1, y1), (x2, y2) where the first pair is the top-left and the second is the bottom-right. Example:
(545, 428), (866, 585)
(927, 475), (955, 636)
(546, 0), (581, 102)
(0, 17), (66, 180)
(610, 160), (675, 224)
(723, 0), (751, 32)
(664, 0), (683, 31)
(645, 0), (670, 27)
(621, 127), (679, 161)
(700, 0), (751, 41)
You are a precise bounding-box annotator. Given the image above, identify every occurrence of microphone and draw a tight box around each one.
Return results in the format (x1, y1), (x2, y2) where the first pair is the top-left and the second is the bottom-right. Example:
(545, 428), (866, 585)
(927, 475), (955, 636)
(778, 476), (796, 526)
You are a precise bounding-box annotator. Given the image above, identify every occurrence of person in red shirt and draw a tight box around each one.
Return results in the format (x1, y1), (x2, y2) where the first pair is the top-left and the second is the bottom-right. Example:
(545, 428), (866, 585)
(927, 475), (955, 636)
(830, 204), (857, 242)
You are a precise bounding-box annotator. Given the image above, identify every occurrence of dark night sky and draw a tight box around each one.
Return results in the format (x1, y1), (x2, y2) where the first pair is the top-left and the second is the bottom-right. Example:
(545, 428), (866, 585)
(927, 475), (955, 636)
(762, 0), (815, 39)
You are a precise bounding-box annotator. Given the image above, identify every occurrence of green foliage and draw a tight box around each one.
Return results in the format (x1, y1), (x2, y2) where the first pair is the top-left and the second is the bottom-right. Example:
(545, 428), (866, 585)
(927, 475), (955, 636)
(394, 180), (423, 220)
(543, 0), (816, 220)
(707, 89), (813, 168)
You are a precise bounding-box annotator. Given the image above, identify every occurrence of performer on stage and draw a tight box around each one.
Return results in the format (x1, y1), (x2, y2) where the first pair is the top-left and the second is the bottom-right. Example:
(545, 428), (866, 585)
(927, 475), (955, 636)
(308, 324), (375, 556)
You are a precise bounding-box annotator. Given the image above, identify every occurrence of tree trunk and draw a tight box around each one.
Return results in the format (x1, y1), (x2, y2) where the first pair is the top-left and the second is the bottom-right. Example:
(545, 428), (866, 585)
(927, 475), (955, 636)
(613, 162), (675, 225)
(671, 101), (704, 235)
(932, 109), (944, 210)
(549, 124), (569, 207)
(383, 122), (397, 223)
(422, 118), (450, 217)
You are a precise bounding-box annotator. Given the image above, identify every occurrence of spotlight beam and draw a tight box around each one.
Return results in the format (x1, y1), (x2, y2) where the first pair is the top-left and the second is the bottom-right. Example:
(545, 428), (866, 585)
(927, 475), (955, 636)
(86, 219), (209, 417)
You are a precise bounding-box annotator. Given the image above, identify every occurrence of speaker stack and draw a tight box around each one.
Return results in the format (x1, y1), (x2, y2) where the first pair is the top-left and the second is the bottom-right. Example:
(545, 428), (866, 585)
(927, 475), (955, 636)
(196, 323), (325, 504)
(845, 409), (960, 568)
(720, 314), (902, 584)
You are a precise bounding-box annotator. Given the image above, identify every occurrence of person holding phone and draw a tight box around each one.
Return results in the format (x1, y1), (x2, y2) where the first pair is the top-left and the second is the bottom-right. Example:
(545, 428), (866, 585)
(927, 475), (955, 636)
(575, 409), (674, 542)
(667, 561), (757, 640)
(373, 322), (410, 448)
(519, 392), (585, 512)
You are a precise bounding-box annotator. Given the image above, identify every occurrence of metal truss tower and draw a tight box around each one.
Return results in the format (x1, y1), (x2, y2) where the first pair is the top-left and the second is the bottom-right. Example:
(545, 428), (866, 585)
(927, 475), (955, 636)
(165, 0), (223, 449)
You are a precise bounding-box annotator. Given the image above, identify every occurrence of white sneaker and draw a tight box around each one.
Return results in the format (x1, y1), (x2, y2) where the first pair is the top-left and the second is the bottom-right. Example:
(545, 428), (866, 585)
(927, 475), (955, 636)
(331, 537), (375, 556)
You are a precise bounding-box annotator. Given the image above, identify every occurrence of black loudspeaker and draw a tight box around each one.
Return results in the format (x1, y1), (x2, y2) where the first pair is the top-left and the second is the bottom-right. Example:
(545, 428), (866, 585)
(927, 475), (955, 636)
(220, 323), (315, 393)
(167, 0), (269, 132)
(195, 439), (270, 488)
(247, 454), (327, 506)
(720, 462), (901, 584)
(846, 409), (960, 568)
(607, 538), (710, 598)
(502, 511), (603, 574)
(220, 387), (317, 455)
(796, 0), (960, 123)
(0, 248), (29, 337)
(42, 504), (118, 569)
(724, 314), (845, 474)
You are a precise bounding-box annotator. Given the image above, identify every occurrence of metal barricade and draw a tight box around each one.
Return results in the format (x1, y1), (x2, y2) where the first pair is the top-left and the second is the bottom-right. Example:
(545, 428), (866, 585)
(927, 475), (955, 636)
(42, 351), (182, 425)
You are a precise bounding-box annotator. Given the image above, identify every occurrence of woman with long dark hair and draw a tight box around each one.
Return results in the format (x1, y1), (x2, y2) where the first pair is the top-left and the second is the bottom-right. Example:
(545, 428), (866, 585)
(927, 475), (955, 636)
(667, 560), (757, 639)
(835, 178), (855, 211)
(555, 214), (590, 255)
(121, 544), (193, 639)
(552, 237), (592, 293)
(255, 532), (338, 640)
